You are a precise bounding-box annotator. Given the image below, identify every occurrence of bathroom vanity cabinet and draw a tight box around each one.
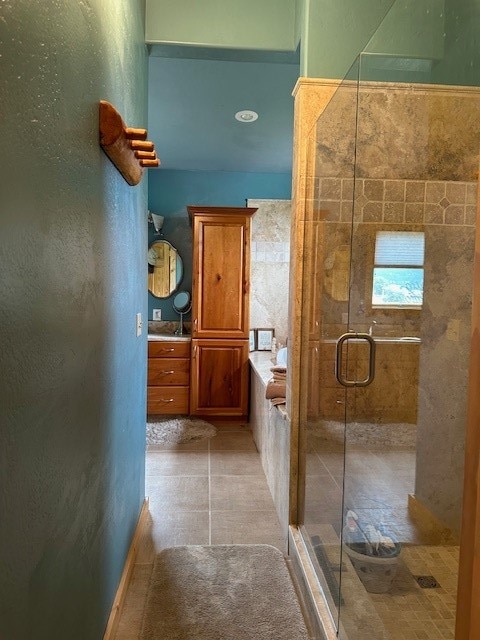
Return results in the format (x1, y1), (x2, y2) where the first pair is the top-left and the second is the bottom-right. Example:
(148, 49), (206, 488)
(187, 206), (257, 418)
(190, 339), (250, 417)
(147, 340), (190, 415)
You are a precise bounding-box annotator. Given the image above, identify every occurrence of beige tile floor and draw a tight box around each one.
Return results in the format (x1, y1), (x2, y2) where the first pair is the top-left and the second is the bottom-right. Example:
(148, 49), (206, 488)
(337, 541), (459, 640)
(114, 425), (285, 640)
(114, 427), (459, 640)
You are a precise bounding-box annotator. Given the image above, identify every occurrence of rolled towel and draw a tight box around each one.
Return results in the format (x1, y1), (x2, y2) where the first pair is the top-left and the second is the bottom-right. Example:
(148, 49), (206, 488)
(270, 365), (287, 374)
(265, 379), (286, 400)
(271, 365), (287, 382)
(270, 397), (286, 406)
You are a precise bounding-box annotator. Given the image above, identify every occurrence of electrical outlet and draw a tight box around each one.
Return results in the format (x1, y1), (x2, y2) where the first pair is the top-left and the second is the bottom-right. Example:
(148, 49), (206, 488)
(136, 312), (142, 337)
(152, 309), (162, 321)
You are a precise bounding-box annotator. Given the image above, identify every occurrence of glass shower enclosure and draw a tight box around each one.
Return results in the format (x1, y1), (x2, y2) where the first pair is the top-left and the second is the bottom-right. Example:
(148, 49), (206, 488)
(296, 1), (480, 638)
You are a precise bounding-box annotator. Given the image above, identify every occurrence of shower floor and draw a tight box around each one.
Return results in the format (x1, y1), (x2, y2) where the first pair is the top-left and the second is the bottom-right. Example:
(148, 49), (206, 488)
(308, 525), (458, 640)
(303, 440), (459, 640)
(369, 544), (458, 640)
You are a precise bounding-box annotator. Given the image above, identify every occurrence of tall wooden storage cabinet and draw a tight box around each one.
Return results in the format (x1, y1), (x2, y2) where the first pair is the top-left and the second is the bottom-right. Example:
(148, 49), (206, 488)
(187, 206), (257, 418)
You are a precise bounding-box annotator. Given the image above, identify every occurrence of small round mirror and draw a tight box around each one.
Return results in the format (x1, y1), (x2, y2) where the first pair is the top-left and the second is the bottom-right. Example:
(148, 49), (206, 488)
(173, 291), (191, 313)
(172, 291), (191, 335)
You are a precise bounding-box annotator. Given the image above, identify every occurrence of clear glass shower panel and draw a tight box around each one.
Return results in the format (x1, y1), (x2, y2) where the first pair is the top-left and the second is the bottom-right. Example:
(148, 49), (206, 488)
(336, 0), (480, 635)
(297, 1), (480, 637)
(297, 60), (360, 632)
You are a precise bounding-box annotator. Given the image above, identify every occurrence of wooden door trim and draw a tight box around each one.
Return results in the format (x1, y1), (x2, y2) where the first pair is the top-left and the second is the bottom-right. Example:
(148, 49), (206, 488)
(456, 182), (480, 640)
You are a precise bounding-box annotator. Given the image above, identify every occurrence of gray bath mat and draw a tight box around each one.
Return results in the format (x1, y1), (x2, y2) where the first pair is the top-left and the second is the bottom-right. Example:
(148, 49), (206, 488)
(146, 416), (217, 445)
(140, 545), (309, 640)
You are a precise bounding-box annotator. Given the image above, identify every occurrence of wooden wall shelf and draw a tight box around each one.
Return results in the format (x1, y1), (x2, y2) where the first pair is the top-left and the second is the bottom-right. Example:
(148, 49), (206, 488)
(99, 100), (160, 186)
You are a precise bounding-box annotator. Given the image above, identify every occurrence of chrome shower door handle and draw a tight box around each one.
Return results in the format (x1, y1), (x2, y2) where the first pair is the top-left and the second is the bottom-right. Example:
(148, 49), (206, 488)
(335, 332), (376, 388)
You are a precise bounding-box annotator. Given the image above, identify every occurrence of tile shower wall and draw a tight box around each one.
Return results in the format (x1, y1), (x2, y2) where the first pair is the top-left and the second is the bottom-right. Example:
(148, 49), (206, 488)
(315, 177), (477, 226)
(294, 80), (480, 539)
(313, 178), (477, 532)
(248, 199), (291, 347)
(314, 176), (477, 340)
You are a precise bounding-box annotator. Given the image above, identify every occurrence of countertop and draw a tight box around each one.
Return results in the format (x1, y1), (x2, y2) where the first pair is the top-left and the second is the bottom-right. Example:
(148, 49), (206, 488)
(147, 320), (191, 341)
(147, 333), (191, 342)
(249, 351), (276, 386)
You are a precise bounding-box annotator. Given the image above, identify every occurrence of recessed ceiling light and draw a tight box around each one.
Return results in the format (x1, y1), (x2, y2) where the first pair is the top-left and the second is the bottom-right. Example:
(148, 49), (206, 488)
(235, 110), (258, 123)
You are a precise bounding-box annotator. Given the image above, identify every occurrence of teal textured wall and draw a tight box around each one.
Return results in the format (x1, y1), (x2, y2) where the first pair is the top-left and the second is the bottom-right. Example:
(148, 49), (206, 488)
(301, 0), (395, 78)
(432, 0), (480, 86)
(146, 0), (296, 50)
(0, 1), (147, 638)
(146, 0), (478, 85)
(366, 0), (444, 60)
(299, 0), (446, 82)
(148, 169), (292, 320)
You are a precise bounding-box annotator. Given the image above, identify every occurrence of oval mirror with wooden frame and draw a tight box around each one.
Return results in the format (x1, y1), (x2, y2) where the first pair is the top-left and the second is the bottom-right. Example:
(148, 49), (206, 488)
(148, 240), (183, 298)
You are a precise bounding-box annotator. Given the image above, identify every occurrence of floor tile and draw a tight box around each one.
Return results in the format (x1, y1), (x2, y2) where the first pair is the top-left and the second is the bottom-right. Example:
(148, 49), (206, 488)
(210, 451), (264, 475)
(146, 476), (209, 511)
(209, 431), (258, 451)
(317, 451), (345, 476)
(146, 451), (209, 476)
(306, 453), (332, 477)
(136, 511), (210, 563)
(210, 474), (275, 511)
(146, 439), (209, 452)
(214, 422), (250, 432)
(305, 475), (344, 511)
(211, 509), (285, 551)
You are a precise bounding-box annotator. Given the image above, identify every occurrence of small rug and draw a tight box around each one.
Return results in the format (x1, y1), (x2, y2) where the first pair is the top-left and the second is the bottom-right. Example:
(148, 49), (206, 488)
(140, 545), (309, 640)
(146, 416), (217, 445)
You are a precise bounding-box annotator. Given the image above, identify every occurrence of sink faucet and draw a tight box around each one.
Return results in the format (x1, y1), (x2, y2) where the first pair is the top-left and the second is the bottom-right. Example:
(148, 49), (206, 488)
(368, 320), (377, 336)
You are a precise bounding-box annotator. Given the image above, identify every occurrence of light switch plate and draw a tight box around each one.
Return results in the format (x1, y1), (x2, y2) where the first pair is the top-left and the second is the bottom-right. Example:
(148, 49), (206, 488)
(152, 309), (162, 321)
(136, 312), (142, 337)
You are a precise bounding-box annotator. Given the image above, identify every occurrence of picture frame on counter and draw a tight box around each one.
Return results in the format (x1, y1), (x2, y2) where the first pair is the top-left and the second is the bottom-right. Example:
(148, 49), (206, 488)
(255, 328), (275, 351)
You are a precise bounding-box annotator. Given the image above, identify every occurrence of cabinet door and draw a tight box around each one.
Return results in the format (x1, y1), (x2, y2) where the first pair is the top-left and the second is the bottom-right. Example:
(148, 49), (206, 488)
(191, 214), (251, 339)
(190, 339), (249, 417)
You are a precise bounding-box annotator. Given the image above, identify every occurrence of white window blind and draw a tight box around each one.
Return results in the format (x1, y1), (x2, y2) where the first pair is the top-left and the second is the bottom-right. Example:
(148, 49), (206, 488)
(374, 231), (425, 266)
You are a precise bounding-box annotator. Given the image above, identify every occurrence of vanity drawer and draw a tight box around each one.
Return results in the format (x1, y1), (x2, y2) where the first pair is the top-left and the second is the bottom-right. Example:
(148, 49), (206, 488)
(148, 341), (191, 359)
(148, 358), (190, 386)
(147, 386), (189, 414)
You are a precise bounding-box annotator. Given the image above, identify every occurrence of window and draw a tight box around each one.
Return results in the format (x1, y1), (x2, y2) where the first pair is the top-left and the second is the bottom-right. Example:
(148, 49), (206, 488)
(372, 231), (425, 308)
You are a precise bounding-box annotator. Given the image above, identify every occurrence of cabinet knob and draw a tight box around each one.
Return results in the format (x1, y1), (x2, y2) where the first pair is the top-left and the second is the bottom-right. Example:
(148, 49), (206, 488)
(160, 398), (174, 403)
(160, 370), (174, 375)
(161, 348), (175, 353)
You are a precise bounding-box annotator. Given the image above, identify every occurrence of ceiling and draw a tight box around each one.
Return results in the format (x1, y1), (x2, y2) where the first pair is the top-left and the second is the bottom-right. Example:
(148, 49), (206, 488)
(147, 47), (300, 174)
